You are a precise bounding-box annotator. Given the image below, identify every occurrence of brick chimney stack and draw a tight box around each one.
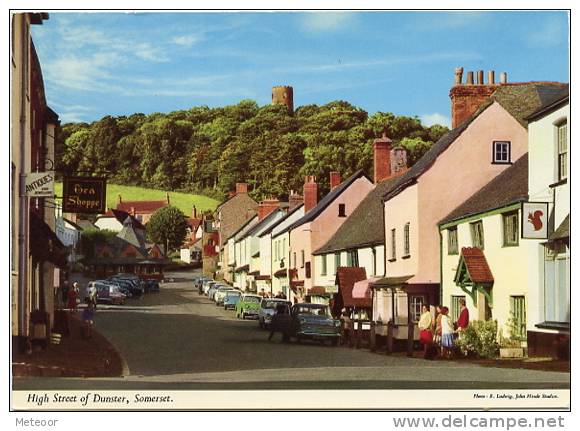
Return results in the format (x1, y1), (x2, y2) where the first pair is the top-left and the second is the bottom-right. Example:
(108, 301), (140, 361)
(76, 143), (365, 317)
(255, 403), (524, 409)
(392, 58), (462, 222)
(450, 66), (505, 128)
(235, 183), (248, 194)
(288, 190), (304, 210)
(390, 146), (408, 176)
(303, 176), (318, 213)
(329, 171), (341, 191)
(257, 198), (279, 221)
(373, 133), (392, 184)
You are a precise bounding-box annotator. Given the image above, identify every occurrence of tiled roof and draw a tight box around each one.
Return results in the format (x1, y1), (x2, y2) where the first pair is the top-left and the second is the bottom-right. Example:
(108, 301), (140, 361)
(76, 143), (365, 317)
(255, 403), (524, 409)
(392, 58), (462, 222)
(186, 218), (202, 230)
(259, 204), (304, 237)
(280, 170), (370, 235)
(239, 208), (285, 240)
(439, 154), (529, 225)
(550, 215), (569, 240)
(458, 247), (494, 284)
(384, 82), (567, 202)
(313, 175), (400, 255)
(526, 85), (569, 121)
(116, 217), (147, 255)
(335, 267), (371, 308)
(117, 200), (168, 214)
(226, 215), (258, 242)
(75, 219), (98, 231)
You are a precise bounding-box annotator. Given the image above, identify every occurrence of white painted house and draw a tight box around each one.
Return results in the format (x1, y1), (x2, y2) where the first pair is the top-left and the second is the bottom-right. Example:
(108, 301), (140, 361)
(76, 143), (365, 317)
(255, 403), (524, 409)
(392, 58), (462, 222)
(524, 88), (569, 358)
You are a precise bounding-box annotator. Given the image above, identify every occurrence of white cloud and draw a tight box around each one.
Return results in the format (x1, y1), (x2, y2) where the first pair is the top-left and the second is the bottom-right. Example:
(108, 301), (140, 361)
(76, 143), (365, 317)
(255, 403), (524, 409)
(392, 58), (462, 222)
(300, 12), (354, 32)
(133, 42), (169, 62)
(420, 113), (451, 128)
(171, 34), (201, 47)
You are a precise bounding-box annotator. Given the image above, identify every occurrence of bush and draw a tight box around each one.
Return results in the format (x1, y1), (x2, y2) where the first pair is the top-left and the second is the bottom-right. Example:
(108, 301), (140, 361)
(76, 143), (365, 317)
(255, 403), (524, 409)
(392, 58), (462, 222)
(455, 320), (499, 359)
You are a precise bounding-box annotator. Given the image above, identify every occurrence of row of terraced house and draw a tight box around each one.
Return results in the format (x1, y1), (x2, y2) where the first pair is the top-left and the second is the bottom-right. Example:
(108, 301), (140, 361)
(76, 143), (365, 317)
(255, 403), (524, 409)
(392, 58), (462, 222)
(200, 68), (569, 359)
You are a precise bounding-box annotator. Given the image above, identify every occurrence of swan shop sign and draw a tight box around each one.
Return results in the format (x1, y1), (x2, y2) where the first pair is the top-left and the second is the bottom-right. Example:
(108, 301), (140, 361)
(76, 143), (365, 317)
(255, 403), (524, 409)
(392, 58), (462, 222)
(63, 176), (107, 214)
(521, 202), (549, 239)
(25, 172), (55, 197)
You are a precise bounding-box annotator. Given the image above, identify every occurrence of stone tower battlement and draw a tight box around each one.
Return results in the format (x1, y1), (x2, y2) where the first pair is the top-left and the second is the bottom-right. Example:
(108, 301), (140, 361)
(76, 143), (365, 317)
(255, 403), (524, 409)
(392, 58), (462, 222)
(272, 85), (294, 113)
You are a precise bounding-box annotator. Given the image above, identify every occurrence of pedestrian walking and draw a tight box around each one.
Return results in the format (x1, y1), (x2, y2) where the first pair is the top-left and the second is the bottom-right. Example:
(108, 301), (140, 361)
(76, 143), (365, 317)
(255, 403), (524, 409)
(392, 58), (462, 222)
(88, 282), (98, 309)
(67, 282), (79, 312)
(418, 305), (434, 359)
(440, 306), (455, 359)
(268, 304), (292, 342)
(340, 309), (352, 345)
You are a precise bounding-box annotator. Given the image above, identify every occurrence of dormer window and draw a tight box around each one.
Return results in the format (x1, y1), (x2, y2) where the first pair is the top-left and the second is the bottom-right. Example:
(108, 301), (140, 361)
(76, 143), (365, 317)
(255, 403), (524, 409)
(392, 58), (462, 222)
(492, 141), (511, 164)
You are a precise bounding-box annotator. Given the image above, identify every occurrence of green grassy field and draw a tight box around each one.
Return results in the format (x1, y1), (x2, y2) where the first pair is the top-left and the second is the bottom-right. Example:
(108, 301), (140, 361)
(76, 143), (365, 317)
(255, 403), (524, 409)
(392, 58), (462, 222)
(55, 183), (219, 216)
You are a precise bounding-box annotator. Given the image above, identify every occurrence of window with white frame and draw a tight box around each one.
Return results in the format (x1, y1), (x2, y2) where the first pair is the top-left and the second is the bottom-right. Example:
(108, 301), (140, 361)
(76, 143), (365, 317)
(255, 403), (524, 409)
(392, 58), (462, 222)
(544, 241), (570, 323)
(410, 296), (426, 322)
(389, 228), (396, 261)
(502, 211), (519, 246)
(334, 252), (341, 273)
(451, 295), (466, 322)
(557, 121), (567, 181)
(300, 250), (305, 268)
(448, 227), (458, 255)
(510, 296), (526, 339)
(403, 223), (410, 256)
(470, 221), (484, 249)
(321, 255), (327, 275)
(346, 249), (359, 267)
(493, 140), (511, 164)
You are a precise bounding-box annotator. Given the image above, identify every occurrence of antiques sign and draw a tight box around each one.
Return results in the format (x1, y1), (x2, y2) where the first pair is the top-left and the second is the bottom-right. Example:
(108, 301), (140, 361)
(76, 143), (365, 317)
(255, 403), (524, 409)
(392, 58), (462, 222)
(25, 172), (54, 197)
(63, 176), (107, 214)
(521, 202), (549, 239)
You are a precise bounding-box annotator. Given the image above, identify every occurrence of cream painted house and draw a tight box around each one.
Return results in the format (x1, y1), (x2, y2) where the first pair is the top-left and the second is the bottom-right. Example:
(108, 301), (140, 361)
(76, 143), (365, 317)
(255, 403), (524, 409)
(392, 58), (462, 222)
(227, 216), (258, 289)
(439, 155), (529, 339)
(377, 83), (566, 331)
(524, 88), (569, 358)
(268, 205), (305, 301)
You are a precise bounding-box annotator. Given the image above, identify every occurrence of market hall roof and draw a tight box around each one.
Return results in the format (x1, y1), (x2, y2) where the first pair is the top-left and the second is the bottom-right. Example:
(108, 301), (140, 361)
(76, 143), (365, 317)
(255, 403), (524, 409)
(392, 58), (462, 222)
(383, 82), (567, 203)
(439, 153), (529, 225)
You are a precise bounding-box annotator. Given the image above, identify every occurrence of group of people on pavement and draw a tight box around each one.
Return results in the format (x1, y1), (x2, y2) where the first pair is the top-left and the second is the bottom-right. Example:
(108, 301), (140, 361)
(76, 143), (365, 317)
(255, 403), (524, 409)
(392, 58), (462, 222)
(63, 281), (98, 339)
(418, 298), (469, 359)
(258, 288), (288, 300)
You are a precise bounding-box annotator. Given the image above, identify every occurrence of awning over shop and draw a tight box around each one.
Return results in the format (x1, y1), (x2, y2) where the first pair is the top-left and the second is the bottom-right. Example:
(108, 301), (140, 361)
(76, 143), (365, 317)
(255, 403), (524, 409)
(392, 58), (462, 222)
(308, 286), (330, 296)
(235, 264), (249, 273)
(255, 275), (271, 281)
(29, 211), (67, 268)
(352, 277), (380, 299)
(549, 214), (569, 241)
(248, 270), (260, 276)
(335, 267), (371, 307)
(372, 274), (414, 288)
(274, 268), (287, 278)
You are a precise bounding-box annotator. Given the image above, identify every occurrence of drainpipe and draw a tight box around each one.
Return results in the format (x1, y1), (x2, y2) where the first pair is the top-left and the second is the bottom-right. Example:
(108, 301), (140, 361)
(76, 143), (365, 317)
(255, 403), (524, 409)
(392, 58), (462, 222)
(17, 16), (29, 349)
(438, 227), (443, 306)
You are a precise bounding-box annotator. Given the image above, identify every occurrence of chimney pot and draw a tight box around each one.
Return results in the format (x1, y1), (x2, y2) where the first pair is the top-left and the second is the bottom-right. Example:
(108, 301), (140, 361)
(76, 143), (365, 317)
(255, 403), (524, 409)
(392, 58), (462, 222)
(454, 67), (464, 85)
(500, 72), (508, 84)
(477, 70), (484, 85)
(257, 198), (279, 221)
(466, 71), (474, 85)
(488, 70), (495, 85)
(329, 171), (341, 190)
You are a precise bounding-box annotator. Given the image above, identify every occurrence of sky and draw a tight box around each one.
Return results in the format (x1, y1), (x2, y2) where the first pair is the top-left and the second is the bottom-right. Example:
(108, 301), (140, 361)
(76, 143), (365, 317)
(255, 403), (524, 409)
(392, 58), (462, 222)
(30, 11), (570, 127)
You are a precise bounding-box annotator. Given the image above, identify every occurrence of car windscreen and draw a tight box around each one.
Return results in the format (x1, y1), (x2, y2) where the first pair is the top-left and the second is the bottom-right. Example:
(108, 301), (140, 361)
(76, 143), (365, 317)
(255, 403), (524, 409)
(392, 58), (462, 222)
(226, 291), (240, 297)
(262, 300), (288, 309)
(293, 305), (331, 317)
(244, 296), (261, 303)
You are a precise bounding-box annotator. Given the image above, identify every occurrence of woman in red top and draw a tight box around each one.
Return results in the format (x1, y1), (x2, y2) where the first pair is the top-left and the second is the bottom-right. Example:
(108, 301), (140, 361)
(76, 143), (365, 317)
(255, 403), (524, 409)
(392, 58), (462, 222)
(67, 282), (79, 312)
(455, 298), (469, 331)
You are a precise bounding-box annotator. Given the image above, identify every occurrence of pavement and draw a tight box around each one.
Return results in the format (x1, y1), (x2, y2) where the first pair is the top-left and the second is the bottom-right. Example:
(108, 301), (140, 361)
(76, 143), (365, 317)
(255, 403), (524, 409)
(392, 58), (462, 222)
(13, 270), (571, 391)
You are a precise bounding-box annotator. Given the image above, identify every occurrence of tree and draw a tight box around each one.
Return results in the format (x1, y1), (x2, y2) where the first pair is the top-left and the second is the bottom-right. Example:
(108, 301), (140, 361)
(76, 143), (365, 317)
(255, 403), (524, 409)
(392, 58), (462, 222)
(146, 206), (188, 253)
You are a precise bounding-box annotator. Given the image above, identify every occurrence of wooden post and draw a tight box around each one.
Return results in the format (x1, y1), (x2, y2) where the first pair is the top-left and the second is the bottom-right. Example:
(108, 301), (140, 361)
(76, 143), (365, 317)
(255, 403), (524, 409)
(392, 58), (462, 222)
(386, 320), (394, 354)
(370, 321), (376, 352)
(348, 319), (355, 348)
(407, 321), (414, 357)
(355, 320), (362, 349)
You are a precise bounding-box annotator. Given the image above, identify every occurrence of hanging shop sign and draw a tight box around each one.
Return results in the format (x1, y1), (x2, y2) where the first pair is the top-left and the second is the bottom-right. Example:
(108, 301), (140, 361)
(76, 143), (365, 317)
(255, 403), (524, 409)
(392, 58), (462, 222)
(25, 171), (55, 197)
(63, 176), (107, 214)
(521, 202), (549, 239)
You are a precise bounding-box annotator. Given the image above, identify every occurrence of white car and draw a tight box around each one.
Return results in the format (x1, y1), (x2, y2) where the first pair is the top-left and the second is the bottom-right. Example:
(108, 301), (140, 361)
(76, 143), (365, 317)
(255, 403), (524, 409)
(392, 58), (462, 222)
(214, 286), (233, 306)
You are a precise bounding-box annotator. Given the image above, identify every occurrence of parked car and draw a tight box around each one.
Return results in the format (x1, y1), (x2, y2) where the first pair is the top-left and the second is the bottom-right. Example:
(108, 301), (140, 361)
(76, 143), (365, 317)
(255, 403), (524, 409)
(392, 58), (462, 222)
(207, 283), (219, 300)
(91, 281), (126, 305)
(204, 280), (217, 295)
(214, 286), (233, 306)
(143, 279), (160, 293)
(258, 298), (292, 329)
(235, 294), (262, 319)
(288, 303), (341, 346)
(109, 277), (143, 297)
(223, 290), (242, 310)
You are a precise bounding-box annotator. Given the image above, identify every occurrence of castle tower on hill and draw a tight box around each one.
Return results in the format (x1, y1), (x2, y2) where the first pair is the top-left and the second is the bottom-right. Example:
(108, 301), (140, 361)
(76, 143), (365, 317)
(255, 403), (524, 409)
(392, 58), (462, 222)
(272, 85), (294, 113)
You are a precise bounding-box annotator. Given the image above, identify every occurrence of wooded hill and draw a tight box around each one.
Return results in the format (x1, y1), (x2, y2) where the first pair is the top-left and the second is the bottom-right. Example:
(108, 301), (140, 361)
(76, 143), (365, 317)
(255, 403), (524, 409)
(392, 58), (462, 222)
(56, 100), (448, 201)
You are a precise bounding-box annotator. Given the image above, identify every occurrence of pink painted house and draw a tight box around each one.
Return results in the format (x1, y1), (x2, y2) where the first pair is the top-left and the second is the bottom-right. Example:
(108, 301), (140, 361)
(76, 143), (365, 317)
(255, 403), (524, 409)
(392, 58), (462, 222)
(282, 171), (374, 302)
(375, 76), (567, 328)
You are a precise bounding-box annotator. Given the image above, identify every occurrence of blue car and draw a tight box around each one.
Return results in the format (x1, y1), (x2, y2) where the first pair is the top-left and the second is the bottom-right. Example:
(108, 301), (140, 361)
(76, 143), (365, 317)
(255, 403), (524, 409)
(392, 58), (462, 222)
(223, 290), (242, 310)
